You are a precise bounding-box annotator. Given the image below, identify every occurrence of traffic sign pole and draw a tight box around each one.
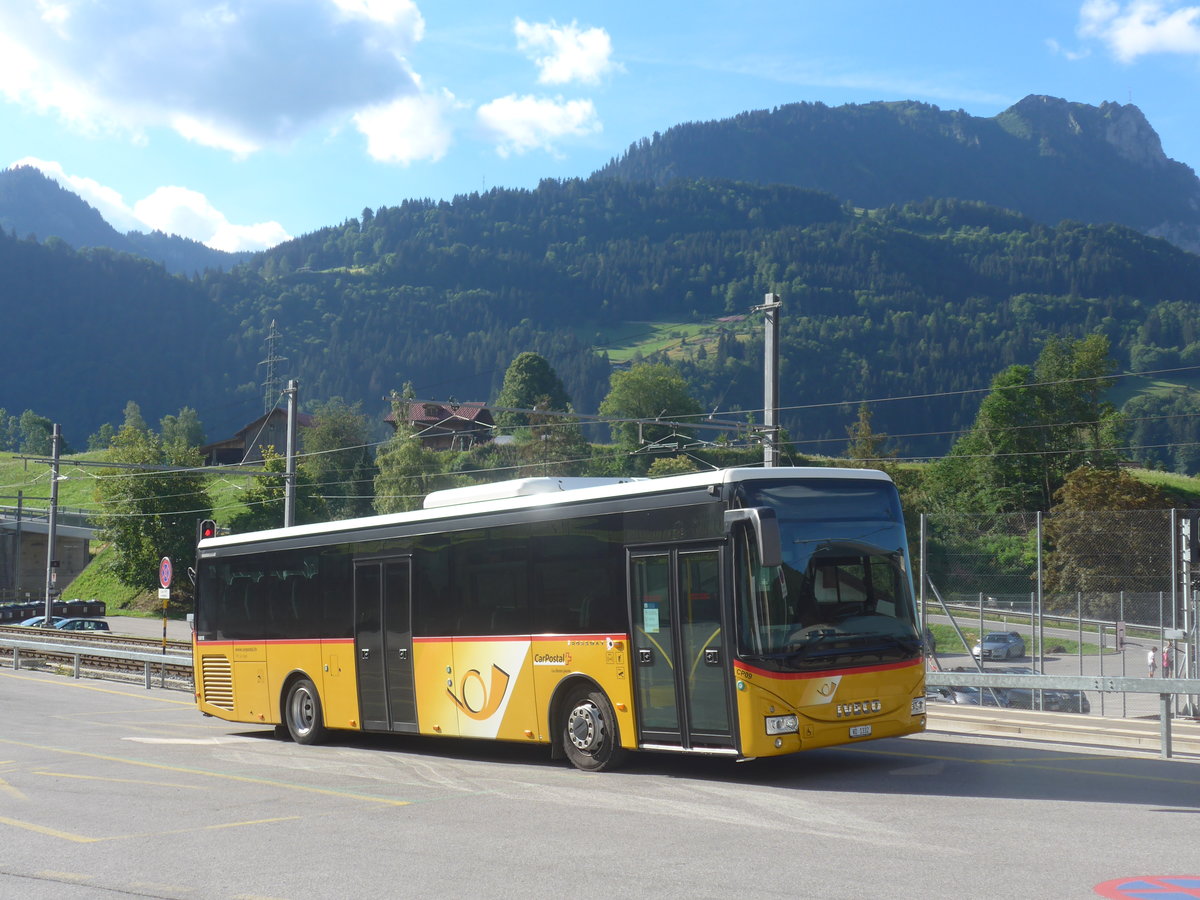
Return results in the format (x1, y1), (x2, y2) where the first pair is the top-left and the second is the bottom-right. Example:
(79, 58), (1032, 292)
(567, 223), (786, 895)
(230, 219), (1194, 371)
(158, 557), (172, 654)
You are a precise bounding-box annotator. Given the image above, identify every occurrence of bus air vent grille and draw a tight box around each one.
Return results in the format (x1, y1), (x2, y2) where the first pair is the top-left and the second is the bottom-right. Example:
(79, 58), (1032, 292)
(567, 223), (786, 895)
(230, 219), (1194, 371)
(201, 655), (235, 710)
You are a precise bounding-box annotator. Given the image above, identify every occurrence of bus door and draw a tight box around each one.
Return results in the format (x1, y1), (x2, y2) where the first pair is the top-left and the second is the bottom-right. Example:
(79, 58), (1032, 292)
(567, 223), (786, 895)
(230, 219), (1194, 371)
(354, 557), (418, 733)
(629, 547), (733, 750)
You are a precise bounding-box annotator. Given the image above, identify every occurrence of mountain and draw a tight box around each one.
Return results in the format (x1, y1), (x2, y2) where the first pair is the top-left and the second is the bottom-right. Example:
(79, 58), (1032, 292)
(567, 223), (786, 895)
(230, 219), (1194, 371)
(4, 98), (1200, 473)
(0, 165), (251, 275)
(595, 95), (1200, 253)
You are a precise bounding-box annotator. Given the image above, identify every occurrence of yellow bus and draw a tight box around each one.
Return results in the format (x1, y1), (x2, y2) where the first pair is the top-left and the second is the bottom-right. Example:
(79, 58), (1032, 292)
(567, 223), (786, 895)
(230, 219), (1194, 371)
(193, 467), (926, 770)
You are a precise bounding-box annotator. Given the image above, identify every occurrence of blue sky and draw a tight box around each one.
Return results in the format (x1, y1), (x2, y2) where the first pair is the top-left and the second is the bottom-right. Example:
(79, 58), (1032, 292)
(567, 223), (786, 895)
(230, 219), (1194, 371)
(3, 1), (1200, 252)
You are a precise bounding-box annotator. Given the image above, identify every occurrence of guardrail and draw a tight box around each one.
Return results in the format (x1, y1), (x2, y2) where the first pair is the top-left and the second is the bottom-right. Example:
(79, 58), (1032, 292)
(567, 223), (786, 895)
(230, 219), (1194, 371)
(0, 504), (95, 529)
(927, 670), (1200, 758)
(0, 637), (192, 690)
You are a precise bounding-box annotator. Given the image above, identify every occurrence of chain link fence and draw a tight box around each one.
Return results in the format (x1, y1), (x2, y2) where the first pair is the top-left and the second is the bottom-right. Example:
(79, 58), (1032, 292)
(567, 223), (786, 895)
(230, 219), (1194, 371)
(918, 509), (1197, 718)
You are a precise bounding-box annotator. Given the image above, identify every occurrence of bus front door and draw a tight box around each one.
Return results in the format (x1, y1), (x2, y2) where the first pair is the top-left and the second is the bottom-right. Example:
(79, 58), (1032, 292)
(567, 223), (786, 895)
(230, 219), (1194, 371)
(354, 558), (417, 733)
(629, 547), (733, 751)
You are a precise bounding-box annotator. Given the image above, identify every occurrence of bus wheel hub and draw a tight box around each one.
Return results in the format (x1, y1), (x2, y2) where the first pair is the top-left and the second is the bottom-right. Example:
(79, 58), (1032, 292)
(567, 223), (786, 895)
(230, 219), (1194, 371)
(568, 702), (603, 751)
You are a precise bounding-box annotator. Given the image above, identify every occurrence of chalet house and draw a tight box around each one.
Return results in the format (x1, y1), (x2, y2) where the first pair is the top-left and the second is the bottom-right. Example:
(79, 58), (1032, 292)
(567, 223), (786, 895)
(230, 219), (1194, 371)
(200, 409), (315, 466)
(384, 402), (495, 451)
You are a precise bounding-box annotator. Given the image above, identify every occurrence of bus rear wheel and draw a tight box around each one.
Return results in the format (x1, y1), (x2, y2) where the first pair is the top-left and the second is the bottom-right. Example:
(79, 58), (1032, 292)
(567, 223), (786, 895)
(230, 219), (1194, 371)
(561, 687), (626, 772)
(284, 678), (327, 745)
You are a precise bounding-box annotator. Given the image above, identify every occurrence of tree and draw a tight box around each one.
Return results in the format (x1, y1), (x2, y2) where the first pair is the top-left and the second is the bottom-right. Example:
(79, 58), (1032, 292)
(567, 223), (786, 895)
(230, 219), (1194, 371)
(1041, 466), (1171, 612)
(159, 406), (205, 450)
(88, 423), (116, 451)
(227, 448), (328, 533)
(647, 456), (699, 477)
(843, 403), (897, 471)
(91, 417), (212, 600)
(18, 409), (55, 455)
(923, 335), (1127, 513)
(598, 363), (703, 450)
(0, 409), (17, 451)
(301, 397), (377, 519)
(515, 402), (592, 477)
(121, 401), (148, 435)
(494, 352), (573, 429)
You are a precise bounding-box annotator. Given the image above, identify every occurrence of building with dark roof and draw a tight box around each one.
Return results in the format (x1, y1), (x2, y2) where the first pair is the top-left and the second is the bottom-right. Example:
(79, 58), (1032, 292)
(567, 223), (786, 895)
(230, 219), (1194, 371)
(384, 402), (495, 451)
(200, 409), (315, 466)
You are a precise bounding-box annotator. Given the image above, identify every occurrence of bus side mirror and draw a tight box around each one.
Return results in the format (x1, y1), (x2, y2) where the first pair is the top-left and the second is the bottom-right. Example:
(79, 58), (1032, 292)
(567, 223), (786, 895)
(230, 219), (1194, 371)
(724, 507), (782, 568)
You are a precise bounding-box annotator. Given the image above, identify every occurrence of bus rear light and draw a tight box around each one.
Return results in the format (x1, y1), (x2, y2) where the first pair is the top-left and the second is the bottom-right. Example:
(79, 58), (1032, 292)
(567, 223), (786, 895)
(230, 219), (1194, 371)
(765, 714), (799, 735)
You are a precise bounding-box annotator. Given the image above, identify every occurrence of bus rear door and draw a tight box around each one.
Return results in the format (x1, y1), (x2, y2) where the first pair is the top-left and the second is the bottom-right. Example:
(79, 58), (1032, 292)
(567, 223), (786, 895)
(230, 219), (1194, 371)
(354, 557), (418, 733)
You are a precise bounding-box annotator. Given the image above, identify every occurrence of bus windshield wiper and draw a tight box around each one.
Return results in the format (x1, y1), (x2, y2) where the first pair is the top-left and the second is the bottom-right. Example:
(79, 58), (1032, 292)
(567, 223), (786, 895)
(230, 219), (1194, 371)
(748, 631), (921, 666)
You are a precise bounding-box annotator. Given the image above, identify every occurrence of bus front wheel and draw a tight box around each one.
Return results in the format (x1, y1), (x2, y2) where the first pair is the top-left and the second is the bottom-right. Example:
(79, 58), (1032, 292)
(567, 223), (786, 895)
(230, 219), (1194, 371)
(284, 678), (327, 745)
(561, 687), (626, 772)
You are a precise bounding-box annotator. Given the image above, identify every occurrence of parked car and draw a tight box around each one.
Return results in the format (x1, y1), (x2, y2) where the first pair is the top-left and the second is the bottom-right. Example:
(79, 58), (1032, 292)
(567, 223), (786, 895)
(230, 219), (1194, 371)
(929, 684), (1012, 707)
(972, 631), (1026, 660)
(1001, 667), (1091, 714)
(53, 618), (110, 632)
(18, 616), (65, 627)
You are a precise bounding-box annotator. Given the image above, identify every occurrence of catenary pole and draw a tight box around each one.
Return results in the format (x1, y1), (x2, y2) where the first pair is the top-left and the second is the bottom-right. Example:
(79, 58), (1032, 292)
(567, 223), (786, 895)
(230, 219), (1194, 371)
(284, 380), (298, 528)
(43, 424), (61, 621)
(757, 294), (782, 466)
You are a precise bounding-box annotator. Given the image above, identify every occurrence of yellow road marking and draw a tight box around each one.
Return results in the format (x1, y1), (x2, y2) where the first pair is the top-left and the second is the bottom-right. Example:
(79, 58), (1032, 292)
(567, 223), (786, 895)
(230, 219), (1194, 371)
(0, 737), (410, 806)
(35, 870), (92, 882)
(0, 816), (100, 843)
(0, 775), (28, 801)
(33, 771), (205, 790)
(113, 816), (303, 842)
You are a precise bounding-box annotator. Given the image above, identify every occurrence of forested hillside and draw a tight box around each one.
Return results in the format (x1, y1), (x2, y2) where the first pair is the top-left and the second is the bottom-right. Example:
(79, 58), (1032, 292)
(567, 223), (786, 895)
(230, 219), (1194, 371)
(0, 166), (249, 275)
(596, 95), (1200, 253)
(5, 174), (1200, 467)
(211, 178), (1200, 462)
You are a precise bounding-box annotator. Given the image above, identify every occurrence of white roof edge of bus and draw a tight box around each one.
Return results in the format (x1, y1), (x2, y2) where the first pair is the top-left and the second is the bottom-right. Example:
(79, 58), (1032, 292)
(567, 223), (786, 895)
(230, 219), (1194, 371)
(199, 465), (893, 549)
(422, 476), (644, 509)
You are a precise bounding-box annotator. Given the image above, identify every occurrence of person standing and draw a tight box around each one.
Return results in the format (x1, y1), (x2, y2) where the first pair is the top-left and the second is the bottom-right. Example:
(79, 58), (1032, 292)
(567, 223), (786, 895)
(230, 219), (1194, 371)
(1148, 647), (1158, 678)
(1163, 644), (1173, 678)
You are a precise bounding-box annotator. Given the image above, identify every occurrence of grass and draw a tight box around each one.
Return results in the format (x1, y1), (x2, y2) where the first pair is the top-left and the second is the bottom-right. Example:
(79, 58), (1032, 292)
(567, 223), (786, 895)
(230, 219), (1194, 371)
(928, 622), (1112, 659)
(1126, 467), (1200, 504)
(584, 318), (751, 364)
(0, 449), (110, 512)
(1106, 372), (1200, 409)
(57, 543), (146, 613)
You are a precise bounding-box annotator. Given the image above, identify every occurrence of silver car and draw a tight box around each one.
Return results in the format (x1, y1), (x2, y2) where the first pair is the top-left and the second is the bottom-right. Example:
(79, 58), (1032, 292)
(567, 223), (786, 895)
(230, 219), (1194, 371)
(972, 631), (1025, 660)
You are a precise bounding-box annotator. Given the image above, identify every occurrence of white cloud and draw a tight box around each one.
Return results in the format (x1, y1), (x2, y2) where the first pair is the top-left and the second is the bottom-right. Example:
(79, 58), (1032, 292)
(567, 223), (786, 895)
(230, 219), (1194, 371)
(476, 95), (601, 158)
(0, 1), (426, 154)
(10, 157), (290, 252)
(134, 186), (290, 252)
(1045, 37), (1092, 60)
(330, 0), (424, 30)
(514, 18), (621, 85)
(354, 89), (457, 164)
(1079, 0), (1200, 62)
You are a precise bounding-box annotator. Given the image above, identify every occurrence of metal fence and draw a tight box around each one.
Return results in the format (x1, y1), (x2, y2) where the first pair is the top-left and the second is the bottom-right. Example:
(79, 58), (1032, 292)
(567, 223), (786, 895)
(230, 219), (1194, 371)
(918, 509), (1199, 720)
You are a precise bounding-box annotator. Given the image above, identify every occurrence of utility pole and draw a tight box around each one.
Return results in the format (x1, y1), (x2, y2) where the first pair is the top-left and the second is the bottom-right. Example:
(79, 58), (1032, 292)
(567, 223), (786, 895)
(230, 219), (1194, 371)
(43, 424), (61, 621)
(14, 490), (23, 597)
(284, 379), (298, 528)
(260, 320), (287, 414)
(756, 293), (783, 467)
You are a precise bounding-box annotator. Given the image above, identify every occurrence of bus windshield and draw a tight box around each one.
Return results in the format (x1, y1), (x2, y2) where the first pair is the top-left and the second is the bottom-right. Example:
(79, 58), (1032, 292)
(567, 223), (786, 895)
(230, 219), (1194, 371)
(733, 478), (921, 671)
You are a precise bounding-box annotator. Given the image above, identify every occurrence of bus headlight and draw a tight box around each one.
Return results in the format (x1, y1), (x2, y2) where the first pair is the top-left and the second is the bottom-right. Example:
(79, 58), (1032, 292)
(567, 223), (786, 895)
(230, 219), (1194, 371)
(911, 697), (926, 715)
(765, 714), (799, 735)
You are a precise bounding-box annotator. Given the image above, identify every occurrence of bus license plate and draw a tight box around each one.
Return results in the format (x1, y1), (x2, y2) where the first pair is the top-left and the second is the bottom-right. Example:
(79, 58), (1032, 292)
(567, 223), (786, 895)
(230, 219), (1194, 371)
(849, 724), (872, 738)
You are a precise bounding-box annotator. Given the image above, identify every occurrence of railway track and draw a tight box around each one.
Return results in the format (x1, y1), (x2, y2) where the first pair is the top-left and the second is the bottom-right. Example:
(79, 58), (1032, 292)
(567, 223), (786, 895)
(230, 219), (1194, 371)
(0, 624), (193, 689)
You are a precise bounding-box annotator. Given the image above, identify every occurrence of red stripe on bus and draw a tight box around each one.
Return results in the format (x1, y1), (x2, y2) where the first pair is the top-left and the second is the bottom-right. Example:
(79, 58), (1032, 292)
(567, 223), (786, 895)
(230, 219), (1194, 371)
(193, 638), (355, 647)
(412, 633), (630, 643)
